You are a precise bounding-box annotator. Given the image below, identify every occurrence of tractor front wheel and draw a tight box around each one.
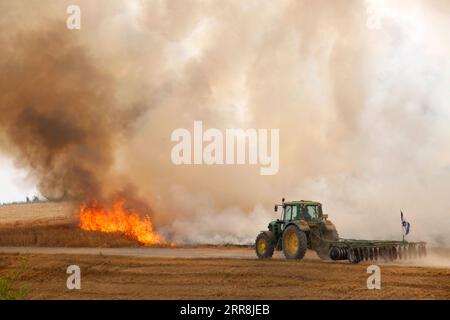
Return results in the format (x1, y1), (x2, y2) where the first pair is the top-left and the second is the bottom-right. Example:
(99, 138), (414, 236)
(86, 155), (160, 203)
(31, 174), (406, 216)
(282, 225), (307, 260)
(255, 231), (275, 259)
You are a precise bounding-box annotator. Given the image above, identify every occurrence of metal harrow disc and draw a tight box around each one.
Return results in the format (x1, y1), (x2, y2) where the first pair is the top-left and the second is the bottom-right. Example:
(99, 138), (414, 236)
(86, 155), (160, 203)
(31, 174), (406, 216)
(418, 244), (427, 257)
(386, 248), (391, 262)
(369, 248), (374, 261)
(339, 242), (426, 264)
(356, 248), (362, 261)
(362, 248), (368, 261)
(347, 248), (360, 264)
(402, 245), (408, 260)
(329, 247), (348, 260)
(392, 246), (398, 261)
(401, 246), (407, 260)
(408, 244), (416, 259)
(389, 247), (394, 262)
(382, 248), (389, 262)
(414, 245), (419, 258)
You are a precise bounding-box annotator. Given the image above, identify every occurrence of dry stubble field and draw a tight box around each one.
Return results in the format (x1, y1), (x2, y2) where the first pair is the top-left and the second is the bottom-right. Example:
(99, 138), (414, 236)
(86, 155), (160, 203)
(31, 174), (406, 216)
(0, 253), (449, 299)
(0, 202), (449, 300)
(0, 202), (141, 247)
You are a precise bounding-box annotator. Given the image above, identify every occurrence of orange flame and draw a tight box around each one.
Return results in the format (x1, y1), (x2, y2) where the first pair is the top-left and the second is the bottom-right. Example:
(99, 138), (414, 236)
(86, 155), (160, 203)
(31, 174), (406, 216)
(79, 198), (163, 245)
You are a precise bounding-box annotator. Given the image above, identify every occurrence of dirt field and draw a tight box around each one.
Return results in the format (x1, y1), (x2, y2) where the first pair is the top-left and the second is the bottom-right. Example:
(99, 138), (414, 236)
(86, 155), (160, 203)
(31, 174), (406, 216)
(1, 252), (449, 300)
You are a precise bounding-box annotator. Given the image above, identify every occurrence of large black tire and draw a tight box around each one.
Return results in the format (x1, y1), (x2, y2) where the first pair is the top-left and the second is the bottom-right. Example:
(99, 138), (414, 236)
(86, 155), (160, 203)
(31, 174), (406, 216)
(255, 231), (275, 259)
(282, 225), (308, 260)
(315, 230), (339, 261)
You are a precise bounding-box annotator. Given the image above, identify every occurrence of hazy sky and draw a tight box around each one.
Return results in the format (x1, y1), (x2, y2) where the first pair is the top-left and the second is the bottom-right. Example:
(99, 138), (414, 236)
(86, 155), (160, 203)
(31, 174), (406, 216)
(0, 154), (38, 203)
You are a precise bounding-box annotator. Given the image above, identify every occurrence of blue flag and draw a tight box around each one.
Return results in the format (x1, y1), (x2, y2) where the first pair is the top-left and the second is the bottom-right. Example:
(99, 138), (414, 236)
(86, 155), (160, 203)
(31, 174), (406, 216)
(401, 211), (411, 235)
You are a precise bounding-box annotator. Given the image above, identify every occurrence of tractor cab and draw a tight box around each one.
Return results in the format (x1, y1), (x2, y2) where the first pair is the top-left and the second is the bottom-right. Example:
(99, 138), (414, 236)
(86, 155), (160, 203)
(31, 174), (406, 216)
(269, 199), (326, 238)
(276, 199), (324, 223)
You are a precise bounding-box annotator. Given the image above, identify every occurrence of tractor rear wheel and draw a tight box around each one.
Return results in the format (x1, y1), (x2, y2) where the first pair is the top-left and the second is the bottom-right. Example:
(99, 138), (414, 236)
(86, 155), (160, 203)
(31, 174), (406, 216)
(255, 231), (275, 259)
(315, 230), (339, 261)
(282, 225), (308, 260)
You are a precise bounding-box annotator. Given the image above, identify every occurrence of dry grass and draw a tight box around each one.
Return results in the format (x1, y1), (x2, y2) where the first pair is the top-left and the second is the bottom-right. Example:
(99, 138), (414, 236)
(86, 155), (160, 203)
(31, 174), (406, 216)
(0, 253), (448, 300)
(0, 202), (75, 225)
(0, 224), (141, 248)
(0, 201), (147, 247)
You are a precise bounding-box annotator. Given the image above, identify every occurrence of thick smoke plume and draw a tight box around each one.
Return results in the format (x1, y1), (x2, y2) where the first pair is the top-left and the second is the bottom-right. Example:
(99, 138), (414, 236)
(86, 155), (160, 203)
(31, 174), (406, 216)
(1, 0), (449, 245)
(0, 27), (117, 200)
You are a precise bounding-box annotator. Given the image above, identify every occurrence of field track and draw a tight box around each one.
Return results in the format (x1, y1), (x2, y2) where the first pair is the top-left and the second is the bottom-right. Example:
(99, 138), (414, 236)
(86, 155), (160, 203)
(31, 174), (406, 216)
(0, 246), (449, 267)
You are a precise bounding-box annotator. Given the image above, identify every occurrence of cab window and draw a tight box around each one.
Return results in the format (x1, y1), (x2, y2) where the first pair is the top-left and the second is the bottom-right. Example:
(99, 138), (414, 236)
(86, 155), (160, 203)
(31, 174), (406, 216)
(291, 205), (299, 220)
(284, 206), (292, 221)
(305, 205), (320, 220)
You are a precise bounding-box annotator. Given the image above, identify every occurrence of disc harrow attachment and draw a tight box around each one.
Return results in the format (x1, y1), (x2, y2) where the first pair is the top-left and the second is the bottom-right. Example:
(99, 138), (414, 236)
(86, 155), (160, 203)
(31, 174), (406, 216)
(327, 240), (427, 264)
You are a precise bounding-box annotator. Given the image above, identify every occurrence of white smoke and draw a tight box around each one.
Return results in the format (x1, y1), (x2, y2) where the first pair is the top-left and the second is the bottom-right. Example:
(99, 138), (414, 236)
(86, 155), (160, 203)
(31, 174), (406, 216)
(1, 0), (450, 246)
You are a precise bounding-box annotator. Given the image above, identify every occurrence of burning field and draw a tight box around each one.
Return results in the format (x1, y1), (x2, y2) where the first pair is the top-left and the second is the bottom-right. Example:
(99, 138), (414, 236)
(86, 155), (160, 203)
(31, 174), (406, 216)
(0, 199), (169, 247)
(79, 199), (164, 245)
(1, 0), (450, 302)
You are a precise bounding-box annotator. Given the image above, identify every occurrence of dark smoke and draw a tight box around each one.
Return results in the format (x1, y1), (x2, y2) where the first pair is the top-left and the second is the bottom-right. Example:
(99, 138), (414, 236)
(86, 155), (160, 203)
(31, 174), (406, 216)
(0, 26), (120, 200)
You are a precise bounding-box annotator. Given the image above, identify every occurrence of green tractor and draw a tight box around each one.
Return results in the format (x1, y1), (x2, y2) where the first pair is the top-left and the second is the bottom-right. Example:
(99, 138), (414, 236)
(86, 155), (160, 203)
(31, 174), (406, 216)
(255, 198), (338, 260)
(255, 199), (427, 263)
